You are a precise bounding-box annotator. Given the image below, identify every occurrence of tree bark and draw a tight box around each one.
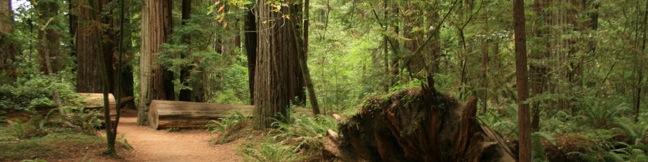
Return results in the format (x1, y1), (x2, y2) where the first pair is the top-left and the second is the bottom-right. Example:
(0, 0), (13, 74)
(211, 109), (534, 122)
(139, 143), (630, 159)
(635, 0), (648, 122)
(254, 0), (304, 129)
(513, 0), (532, 161)
(0, 0), (16, 79)
(140, 0), (173, 125)
(75, 0), (111, 93)
(244, 9), (257, 104)
(67, 0), (77, 59)
(480, 39), (489, 113)
(298, 0), (320, 115)
(33, 0), (64, 74)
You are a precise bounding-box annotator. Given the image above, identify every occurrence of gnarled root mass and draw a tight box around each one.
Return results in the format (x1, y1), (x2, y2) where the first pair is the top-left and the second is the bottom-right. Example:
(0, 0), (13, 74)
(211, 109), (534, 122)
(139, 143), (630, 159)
(325, 88), (515, 162)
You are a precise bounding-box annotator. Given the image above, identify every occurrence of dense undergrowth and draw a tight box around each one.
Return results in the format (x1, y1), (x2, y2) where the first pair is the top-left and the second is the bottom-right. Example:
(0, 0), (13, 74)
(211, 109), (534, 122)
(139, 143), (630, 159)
(208, 108), (338, 162)
(0, 73), (123, 161)
(206, 81), (648, 162)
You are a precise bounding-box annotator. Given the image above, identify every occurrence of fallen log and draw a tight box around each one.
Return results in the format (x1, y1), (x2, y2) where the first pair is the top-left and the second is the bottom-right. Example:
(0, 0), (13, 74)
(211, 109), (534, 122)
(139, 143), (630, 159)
(148, 100), (255, 130)
(326, 88), (515, 162)
(78, 93), (115, 109)
(78, 93), (134, 117)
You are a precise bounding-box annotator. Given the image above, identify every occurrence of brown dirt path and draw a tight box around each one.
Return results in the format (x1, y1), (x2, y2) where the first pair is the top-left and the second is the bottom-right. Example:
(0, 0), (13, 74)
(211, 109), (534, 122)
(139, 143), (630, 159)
(116, 113), (242, 162)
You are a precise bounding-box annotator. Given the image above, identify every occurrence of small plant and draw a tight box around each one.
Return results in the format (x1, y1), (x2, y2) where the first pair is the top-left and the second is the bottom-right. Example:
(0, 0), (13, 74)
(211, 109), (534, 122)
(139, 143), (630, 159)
(207, 111), (248, 133)
(578, 96), (629, 128)
(207, 112), (251, 144)
(240, 138), (304, 162)
(613, 117), (648, 146)
(605, 143), (648, 162)
(273, 114), (336, 151)
(166, 127), (181, 132)
(7, 116), (49, 139)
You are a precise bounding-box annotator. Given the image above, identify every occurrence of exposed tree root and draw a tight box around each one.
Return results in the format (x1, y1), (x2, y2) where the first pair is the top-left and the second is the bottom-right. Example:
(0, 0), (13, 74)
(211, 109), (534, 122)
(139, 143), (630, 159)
(325, 88), (515, 162)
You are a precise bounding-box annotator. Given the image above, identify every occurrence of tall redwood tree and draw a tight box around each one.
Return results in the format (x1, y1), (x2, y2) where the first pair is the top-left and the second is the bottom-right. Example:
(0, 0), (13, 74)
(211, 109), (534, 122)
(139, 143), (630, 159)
(254, 0), (304, 128)
(513, 0), (532, 161)
(140, 0), (173, 125)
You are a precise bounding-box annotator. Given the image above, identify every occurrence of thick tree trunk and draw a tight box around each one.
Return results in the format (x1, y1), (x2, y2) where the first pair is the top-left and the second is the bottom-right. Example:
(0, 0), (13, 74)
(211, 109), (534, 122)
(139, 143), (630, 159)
(254, 0), (304, 129)
(513, 0), (532, 161)
(34, 0), (64, 74)
(0, 0), (16, 79)
(76, 0), (110, 93)
(140, 0), (173, 125)
(244, 9), (257, 105)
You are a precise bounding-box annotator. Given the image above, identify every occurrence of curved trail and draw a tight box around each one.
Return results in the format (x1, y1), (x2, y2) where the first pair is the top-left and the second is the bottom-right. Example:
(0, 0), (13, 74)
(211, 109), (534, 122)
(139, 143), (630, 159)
(116, 112), (242, 162)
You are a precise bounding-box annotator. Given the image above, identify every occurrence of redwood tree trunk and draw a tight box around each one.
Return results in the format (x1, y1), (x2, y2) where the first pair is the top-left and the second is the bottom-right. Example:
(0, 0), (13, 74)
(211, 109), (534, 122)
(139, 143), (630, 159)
(140, 0), (173, 125)
(34, 0), (64, 74)
(513, 0), (532, 161)
(0, 0), (16, 79)
(76, 0), (110, 93)
(254, 0), (303, 129)
(244, 9), (257, 104)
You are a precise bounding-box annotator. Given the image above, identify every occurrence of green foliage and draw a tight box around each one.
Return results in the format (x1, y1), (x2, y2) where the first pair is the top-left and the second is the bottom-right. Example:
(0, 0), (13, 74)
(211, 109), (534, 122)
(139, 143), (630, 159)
(208, 112), (247, 133)
(606, 143), (648, 162)
(240, 138), (304, 162)
(206, 53), (251, 104)
(578, 95), (631, 128)
(0, 130), (105, 161)
(159, 2), (250, 104)
(232, 113), (336, 161)
(613, 118), (648, 146)
(273, 114), (337, 151)
(207, 112), (251, 144)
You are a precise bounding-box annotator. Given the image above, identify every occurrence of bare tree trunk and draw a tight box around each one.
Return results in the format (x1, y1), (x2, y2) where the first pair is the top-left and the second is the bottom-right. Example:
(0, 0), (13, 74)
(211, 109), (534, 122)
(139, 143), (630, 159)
(67, 0), (77, 61)
(480, 39), (489, 113)
(245, 8), (257, 105)
(76, 0), (110, 93)
(254, 0), (303, 129)
(295, 0), (320, 115)
(513, 0), (532, 161)
(0, 0), (10, 33)
(140, 0), (173, 125)
(635, 0), (648, 122)
(33, 0), (64, 74)
(0, 0), (16, 79)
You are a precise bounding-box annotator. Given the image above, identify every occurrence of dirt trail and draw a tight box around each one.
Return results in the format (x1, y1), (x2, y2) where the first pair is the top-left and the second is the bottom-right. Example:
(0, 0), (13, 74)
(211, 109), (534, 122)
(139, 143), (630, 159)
(116, 113), (242, 162)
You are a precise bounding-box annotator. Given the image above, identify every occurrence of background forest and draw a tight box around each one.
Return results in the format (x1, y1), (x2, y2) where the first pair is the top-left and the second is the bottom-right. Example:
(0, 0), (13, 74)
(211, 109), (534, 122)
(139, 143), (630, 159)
(0, 0), (647, 161)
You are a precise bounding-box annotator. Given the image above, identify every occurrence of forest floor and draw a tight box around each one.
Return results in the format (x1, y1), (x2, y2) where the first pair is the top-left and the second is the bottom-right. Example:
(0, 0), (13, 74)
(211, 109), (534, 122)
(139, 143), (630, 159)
(114, 111), (243, 162)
